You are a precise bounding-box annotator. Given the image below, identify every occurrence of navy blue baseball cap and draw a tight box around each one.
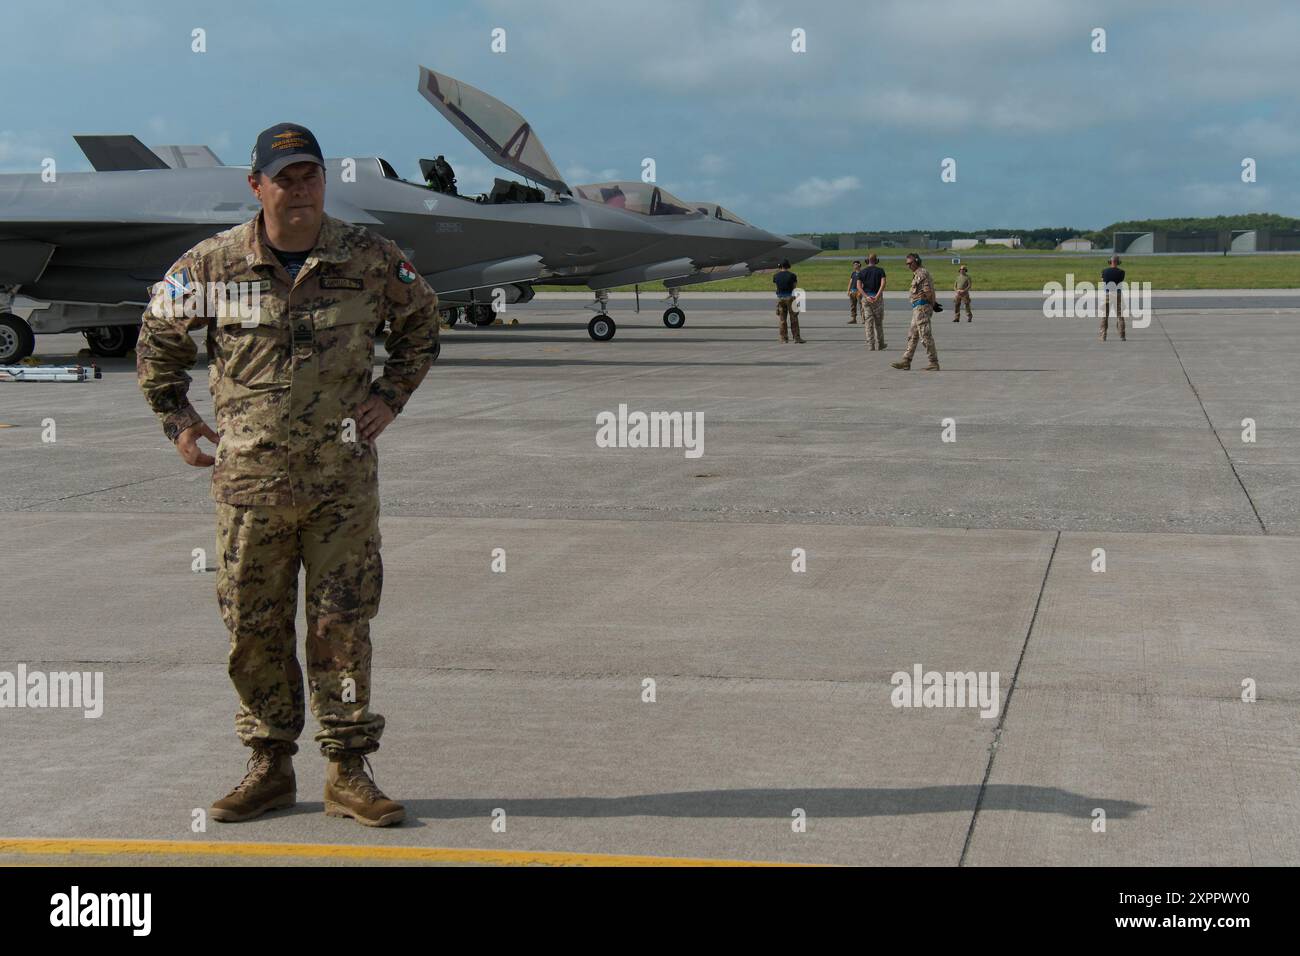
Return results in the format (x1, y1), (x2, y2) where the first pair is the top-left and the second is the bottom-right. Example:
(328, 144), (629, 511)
(251, 123), (324, 178)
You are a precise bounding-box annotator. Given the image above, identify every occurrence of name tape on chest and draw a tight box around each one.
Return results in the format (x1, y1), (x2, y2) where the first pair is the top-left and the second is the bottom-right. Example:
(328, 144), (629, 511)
(320, 276), (364, 290)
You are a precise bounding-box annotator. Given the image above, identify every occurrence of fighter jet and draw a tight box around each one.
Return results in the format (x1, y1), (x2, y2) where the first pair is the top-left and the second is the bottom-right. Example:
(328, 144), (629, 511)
(0, 68), (677, 361)
(414, 68), (789, 337)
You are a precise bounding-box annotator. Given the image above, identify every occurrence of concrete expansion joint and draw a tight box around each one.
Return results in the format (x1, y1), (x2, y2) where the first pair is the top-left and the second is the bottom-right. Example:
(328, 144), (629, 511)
(959, 530), (1059, 866)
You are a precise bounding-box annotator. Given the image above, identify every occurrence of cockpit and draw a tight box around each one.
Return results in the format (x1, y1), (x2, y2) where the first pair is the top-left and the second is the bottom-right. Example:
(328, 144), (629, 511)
(690, 202), (751, 225)
(572, 182), (699, 217)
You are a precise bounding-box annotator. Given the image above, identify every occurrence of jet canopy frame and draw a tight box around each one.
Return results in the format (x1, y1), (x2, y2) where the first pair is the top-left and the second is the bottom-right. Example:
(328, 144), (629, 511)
(418, 65), (570, 195)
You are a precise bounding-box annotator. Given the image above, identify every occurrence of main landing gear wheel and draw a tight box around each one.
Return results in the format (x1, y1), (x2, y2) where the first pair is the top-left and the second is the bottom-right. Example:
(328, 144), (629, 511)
(469, 303), (495, 327)
(662, 307), (685, 329)
(0, 313), (36, 362)
(83, 324), (139, 358)
(588, 315), (616, 341)
(444, 308), (460, 328)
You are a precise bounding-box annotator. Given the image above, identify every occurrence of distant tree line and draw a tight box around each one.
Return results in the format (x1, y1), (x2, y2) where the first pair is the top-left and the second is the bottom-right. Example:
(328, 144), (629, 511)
(796, 213), (1300, 250)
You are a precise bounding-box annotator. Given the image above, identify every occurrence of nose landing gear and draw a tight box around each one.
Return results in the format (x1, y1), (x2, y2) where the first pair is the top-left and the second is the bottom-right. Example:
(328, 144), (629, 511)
(586, 289), (616, 341)
(662, 288), (685, 329)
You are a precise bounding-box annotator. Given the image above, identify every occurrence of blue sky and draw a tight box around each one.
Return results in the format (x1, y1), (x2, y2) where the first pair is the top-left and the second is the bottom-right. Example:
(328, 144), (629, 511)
(3, 0), (1298, 233)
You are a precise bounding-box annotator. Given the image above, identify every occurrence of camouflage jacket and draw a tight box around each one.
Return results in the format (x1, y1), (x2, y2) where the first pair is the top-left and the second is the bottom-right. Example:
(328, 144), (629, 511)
(909, 266), (935, 303)
(137, 211), (439, 505)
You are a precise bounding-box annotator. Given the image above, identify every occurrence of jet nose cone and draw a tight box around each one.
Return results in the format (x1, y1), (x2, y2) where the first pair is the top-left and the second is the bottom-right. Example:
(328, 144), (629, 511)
(784, 237), (821, 262)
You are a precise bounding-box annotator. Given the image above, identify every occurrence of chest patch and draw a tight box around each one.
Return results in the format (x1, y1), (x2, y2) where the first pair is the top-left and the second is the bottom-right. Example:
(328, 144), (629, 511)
(320, 276), (364, 290)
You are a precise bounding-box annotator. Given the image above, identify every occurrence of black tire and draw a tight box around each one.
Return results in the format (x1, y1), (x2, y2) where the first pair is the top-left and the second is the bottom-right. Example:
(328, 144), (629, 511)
(469, 304), (495, 327)
(0, 313), (36, 363)
(83, 324), (139, 358)
(444, 308), (460, 328)
(588, 314), (616, 341)
(663, 306), (685, 329)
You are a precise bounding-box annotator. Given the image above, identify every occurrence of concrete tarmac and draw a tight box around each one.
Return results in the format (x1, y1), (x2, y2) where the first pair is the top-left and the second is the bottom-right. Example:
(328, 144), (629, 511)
(1, 298), (1297, 866)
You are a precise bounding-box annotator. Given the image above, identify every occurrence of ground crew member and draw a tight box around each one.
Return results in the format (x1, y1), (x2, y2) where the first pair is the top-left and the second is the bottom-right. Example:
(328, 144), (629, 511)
(136, 123), (439, 827)
(856, 253), (887, 350)
(891, 253), (940, 371)
(847, 259), (862, 324)
(953, 264), (973, 321)
(1100, 255), (1126, 341)
(772, 259), (805, 343)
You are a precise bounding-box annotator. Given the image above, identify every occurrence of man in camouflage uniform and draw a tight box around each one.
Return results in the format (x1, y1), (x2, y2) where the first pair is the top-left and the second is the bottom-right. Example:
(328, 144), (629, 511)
(772, 259), (805, 343)
(891, 253), (941, 371)
(137, 123), (439, 827)
(856, 253), (887, 350)
(846, 260), (862, 324)
(952, 264), (973, 321)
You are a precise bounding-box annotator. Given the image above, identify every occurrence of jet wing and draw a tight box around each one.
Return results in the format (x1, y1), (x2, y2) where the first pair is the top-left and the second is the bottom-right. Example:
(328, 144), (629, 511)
(416, 66), (570, 195)
(74, 135), (170, 171)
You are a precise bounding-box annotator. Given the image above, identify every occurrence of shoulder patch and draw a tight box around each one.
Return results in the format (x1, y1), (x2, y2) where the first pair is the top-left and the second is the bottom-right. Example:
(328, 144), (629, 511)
(164, 267), (193, 300)
(396, 261), (417, 284)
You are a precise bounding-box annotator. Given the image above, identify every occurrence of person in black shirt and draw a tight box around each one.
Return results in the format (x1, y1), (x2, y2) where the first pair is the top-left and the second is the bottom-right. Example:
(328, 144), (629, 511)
(772, 260), (804, 343)
(856, 253), (888, 350)
(1100, 255), (1126, 341)
(847, 259), (862, 324)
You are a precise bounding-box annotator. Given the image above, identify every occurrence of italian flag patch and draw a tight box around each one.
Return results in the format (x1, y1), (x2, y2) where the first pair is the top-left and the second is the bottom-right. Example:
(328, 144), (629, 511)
(396, 261), (417, 284)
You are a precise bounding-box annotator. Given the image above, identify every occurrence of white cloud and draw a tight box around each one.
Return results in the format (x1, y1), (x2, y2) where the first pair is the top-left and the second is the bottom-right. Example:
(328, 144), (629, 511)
(785, 175), (860, 207)
(0, 130), (54, 172)
(699, 153), (726, 175)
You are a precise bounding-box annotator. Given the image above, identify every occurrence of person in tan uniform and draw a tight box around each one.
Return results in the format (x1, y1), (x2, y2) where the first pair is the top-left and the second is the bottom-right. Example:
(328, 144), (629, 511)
(891, 253), (940, 371)
(952, 264), (972, 321)
(137, 123), (439, 827)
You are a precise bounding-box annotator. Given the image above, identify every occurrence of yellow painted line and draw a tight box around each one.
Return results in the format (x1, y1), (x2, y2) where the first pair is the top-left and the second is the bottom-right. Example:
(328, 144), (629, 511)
(0, 837), (803, 867)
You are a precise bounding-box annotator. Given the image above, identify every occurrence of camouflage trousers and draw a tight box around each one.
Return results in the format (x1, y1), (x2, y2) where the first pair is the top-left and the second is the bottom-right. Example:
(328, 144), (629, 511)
(901, 305), (939, 365)
(776, 298), (802, 341)
(847, 290), (860, 321)
(862, 297), (886, 349)
(1101, 290), (1125, 339)
(953, 290), (972, 320)
(216, 493), (385, 757)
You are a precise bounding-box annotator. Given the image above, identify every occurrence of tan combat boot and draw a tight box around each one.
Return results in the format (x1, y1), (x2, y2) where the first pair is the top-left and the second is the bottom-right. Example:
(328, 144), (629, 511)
(890, 360), (910, 370)
(325, 754), (406, 827)
(211, 743), (296, 823)
(923, 361), (941, 371)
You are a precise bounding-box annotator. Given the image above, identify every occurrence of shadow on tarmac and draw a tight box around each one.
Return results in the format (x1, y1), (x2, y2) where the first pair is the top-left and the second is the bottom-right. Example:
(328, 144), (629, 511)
(262, 785), (1145, 826)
